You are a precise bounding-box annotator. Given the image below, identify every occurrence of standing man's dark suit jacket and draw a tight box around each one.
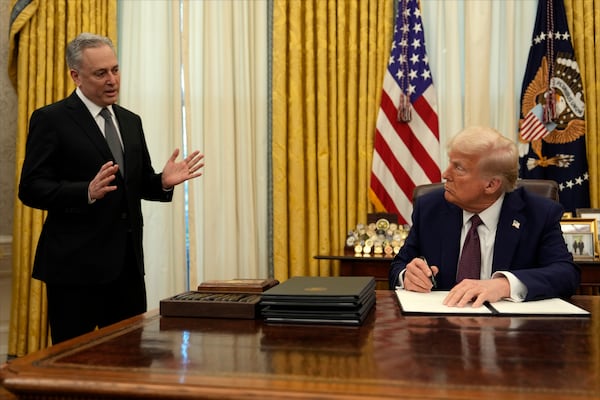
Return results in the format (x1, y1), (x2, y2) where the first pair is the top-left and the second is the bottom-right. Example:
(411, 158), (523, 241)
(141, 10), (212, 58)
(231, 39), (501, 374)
(19, 91), (172, 285)
(389, 187), (580, 300)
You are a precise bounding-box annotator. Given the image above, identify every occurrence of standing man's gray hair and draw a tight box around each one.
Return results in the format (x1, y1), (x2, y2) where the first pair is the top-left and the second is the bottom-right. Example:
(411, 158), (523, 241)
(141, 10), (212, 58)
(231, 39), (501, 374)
(66, 33), (115, 70)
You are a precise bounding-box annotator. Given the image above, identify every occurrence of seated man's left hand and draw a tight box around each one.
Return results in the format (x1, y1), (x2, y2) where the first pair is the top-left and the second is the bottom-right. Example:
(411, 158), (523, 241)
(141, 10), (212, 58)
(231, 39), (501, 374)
(443, 277), (510, 308)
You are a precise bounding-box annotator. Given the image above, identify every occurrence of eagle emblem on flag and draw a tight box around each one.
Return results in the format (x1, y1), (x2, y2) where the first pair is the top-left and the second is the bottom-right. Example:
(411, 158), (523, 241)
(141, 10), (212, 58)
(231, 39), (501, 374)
(520, 53), (585, 171)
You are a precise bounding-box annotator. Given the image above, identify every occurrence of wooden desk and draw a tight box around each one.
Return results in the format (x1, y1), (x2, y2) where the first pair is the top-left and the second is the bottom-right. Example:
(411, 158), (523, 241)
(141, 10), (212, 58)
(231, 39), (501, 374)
(2, 292), (599, 399)
(578, 261), (600, 295)
(316, 252), (600, 294)
(314, 251), (394, 290)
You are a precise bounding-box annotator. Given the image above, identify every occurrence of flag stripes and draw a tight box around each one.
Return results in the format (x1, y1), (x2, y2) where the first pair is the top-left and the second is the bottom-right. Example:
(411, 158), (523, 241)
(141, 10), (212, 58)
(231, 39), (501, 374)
(369, 0), (440, 224)
(520, 112), (549, 141)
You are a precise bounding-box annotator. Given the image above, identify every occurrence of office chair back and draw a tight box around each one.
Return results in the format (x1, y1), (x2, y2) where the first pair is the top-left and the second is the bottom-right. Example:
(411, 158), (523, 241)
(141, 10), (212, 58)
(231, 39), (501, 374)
(412, 179), (559, 203)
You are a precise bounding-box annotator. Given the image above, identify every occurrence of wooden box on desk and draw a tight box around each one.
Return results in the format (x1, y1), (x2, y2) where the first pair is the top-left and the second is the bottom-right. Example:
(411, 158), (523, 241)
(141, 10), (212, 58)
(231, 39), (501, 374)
(197, 278), (279, 293)
(160, 278), (279, 319)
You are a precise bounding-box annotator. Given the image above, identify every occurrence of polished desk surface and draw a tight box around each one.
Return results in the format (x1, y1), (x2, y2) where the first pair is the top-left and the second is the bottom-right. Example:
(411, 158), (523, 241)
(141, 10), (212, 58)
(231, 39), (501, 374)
(2, 291), (599, 399)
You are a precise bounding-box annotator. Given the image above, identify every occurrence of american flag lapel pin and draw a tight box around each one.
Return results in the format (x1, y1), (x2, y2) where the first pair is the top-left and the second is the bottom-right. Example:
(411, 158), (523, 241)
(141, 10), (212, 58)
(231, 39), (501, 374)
(512, 220), (521, 229)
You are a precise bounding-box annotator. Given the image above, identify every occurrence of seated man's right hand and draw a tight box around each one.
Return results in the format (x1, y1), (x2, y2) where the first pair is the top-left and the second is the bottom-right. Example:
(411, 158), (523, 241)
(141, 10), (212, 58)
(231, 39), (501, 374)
(403, 257), (438, 292)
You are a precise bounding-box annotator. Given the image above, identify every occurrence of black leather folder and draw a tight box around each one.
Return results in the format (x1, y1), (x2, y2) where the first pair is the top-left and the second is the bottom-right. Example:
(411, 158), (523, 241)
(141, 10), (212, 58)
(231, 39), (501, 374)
(260, 276), (376, 325)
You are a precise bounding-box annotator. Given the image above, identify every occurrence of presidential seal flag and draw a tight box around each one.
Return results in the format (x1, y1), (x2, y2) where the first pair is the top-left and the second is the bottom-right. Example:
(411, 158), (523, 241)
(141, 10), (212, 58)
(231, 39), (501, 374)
(369, 0), (440, 225)
(518, 0), (589, 213)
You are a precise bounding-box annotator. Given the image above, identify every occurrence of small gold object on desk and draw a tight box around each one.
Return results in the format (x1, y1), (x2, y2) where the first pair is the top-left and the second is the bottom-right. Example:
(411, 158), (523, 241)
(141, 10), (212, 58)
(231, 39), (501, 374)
(160, 278), (279, 319)
(345, 218), (410, 256)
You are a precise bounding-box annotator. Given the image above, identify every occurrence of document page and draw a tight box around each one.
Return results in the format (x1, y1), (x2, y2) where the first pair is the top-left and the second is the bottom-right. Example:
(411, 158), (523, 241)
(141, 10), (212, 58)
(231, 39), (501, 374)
(489, 297), (589, 316)
(395, 289), (493, 315)
(395, 289), (590, 317)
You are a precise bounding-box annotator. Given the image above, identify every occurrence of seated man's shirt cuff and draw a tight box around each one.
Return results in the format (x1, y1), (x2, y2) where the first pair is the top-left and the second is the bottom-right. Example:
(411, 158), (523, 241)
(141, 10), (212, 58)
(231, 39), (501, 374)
(493, 271), (527, 302)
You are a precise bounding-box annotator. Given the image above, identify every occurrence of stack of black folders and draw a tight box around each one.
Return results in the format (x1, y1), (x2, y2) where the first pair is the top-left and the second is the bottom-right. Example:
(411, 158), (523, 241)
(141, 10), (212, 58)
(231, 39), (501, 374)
(260, 276), (376, 326)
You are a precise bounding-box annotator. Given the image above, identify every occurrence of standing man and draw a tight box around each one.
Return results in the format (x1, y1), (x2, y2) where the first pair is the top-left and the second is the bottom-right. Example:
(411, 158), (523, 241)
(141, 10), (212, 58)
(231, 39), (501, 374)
(19, 33), (205, 344)
(390, 126), (580, 307)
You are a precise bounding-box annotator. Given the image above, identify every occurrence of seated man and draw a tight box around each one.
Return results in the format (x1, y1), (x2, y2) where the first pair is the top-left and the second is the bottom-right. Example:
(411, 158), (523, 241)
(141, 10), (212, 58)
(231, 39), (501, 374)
(389, 126), (580, 307)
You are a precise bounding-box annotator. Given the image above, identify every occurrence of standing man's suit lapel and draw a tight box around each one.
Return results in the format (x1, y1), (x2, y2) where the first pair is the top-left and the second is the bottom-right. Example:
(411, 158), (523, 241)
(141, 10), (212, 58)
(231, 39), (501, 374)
(64, 92), (115, 162)
(65, 91), (127, 182)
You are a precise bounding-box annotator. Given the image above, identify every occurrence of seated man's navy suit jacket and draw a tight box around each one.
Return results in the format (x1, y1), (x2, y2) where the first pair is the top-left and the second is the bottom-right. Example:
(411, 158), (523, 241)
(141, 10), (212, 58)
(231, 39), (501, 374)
(389, 187), (580, 301)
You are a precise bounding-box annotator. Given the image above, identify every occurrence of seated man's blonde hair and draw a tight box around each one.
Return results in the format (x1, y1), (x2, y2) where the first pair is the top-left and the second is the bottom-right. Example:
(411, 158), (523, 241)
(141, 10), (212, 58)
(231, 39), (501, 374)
(447, 126), (519, 192)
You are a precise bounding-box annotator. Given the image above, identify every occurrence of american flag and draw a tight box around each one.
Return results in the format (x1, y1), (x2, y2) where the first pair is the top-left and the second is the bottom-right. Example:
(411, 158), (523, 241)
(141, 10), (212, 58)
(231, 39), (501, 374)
(369, 0), (440, 225)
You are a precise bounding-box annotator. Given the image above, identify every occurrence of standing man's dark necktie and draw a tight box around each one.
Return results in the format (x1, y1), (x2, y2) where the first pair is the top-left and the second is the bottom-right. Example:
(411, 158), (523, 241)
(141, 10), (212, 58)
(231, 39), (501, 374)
(99, 107), (124, 176)
(456, 214), (483, 282)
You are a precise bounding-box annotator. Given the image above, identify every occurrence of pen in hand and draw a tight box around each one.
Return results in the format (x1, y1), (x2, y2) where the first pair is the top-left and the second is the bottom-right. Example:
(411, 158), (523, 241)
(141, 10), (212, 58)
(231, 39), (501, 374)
(419, 256), (436, 289)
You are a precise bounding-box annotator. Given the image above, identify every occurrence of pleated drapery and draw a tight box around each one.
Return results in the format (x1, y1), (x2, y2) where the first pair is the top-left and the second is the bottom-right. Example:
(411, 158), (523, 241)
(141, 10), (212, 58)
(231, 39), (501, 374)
(120, 0), (270, 297)
(565, 0), (600, 208)
(8, 0), (117, 357)
(271, 0), (394, 281)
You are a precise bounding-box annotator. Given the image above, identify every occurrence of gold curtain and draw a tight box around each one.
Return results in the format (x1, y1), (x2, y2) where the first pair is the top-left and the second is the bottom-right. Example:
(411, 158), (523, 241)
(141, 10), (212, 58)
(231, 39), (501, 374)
(8, 0), (117, 357)
(564, 0), (600, 208)
(272, 0), (393, 281)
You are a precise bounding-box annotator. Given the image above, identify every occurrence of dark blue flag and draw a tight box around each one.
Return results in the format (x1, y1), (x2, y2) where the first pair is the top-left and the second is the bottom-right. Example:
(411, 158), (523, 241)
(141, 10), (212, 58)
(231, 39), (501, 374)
(518, 0), (589, 214)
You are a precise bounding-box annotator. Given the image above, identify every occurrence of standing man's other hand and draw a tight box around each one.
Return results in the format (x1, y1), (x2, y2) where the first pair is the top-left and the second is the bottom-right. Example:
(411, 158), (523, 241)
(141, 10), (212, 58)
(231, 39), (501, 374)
(88, 161), (119, 201)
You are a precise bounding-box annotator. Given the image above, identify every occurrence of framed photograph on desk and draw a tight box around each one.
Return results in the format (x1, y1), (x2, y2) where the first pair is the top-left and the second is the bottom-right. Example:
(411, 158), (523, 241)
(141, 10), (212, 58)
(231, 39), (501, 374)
(560, 218), (597, 261)
(576, 208), (600, 242)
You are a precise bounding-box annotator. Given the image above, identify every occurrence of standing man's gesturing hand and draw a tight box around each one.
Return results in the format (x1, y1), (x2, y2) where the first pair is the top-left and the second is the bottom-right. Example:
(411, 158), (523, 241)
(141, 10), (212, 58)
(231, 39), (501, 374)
(161, 149), (205, 189)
